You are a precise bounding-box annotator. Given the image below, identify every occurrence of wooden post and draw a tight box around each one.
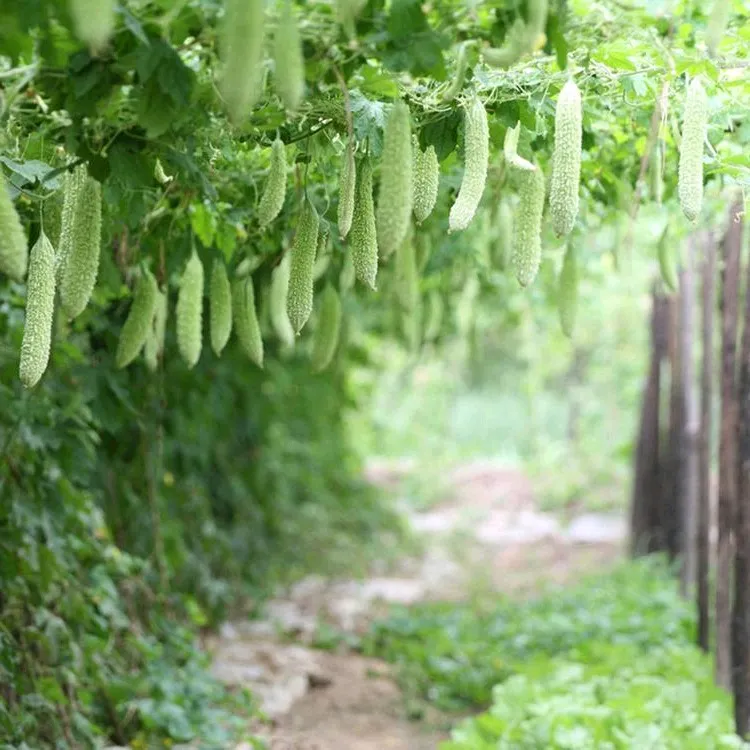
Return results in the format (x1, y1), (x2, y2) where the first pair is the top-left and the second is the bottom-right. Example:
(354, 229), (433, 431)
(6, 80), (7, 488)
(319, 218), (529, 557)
(631, 290), (671, 554)
(717, 197), (742, 689)
(732, 201), (749, 735)
(698, 233), (716, 651)
(665, 293), (683, 562)
(680, 237), (699, 597)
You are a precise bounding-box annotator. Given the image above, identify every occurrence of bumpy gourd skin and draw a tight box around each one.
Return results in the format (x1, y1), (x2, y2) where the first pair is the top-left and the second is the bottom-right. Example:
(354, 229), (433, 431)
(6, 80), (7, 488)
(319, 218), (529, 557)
(350, 158), (378, 290)
(220, 0), (265, 123)
(311, 285), (342, 373)
(273, 0), (304, 112)
(144, 289), (168, 372)
(511, 166), (545, 288)
(69, 0), (116, 51)
(233, 276), (264, 367)
(56, 166), (85, 282)
(376, 101), (413, 258)
(270, 253), (295, 348)
(678, 78), (708, 223)
(176, 252), (204, 369)
(412, 137), (439, 225)
(59, 175), (102, 320)
(19, 232), (56, 388)
(448, 96), (489, 233)
(549, 79), (582, 237)
(287, 198), (319, 333)
(0, 172), (28, 281)
(258, 139), (288, 228)
(210, 260), (232, 356)
(116, 270), (159, 369)
(558, 244), (578, 338)
(338, 140), (356, 239)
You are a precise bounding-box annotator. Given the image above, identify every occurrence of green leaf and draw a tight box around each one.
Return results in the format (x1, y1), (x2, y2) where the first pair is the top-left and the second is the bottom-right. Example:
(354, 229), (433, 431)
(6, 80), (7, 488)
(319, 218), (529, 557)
(190, 203), (217, 247)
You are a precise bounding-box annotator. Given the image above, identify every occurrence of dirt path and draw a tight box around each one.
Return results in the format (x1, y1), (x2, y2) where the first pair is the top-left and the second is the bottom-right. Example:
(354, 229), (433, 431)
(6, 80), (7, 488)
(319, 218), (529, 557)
(213, 458), (626, 750)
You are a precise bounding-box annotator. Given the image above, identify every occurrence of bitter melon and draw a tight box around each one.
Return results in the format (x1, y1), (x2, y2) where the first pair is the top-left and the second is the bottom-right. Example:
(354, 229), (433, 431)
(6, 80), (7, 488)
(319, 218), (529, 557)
(558, 244), (578, 338)
(449, 96), (489, 233)
(338, 139), (356, 239)
(511, 166), (545, 287)
(0, 171), (28, 281)
(59, 174), (102, 319)
(19, 232), (56, 388)
(176, 251), (204, 368)
(287, 198), (319, 333)
(350, 158), (378, 290)
(412, 137), (439, 225)
(116, 269), (159, 369)
(270, 253), (296, 348)
(678, 78), (708, 222)
(376, 101), (413, 258)
(273, 0), (305, 112)
(258, 138), (288, 228)
(549, 79), (582, 237)
(233, 276), (264, 367)
(210, 260), (232, 356)
(220, 0), (265, 123)
(144, 288), (168, 372)
(311, 284), (342, 373)
(69, 0), (116, 52)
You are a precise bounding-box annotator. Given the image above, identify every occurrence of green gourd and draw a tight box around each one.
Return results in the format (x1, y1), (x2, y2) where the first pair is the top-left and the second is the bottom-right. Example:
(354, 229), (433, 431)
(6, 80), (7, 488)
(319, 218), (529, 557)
(286, 198), (319, 333)
(19, 232), (56, 387)
(549, 79), (582, 237)
(273, 0), (305, 112)
(449, 96), (489, 233)
(678, 78), (708, 222)
(558, 244), (578, 338)
(233, 276), (264, 367)
(376, 101), (413, 258)
(258, 138), (288, 228)
(311, 285), (342, 372)
(210, 260), (232, 356)
(116, 270), (159, 369)
(338, 139), (356, 239)
(350, 158), (378, 290)
(176, 252), (204, 368)
(511, 166), (545, 288)
(0, 171), (28, 281)
(412, 137), (439, 225)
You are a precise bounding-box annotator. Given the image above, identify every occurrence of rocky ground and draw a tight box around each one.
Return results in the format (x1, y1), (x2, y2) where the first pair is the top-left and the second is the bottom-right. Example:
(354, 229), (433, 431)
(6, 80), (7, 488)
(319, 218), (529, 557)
(209, 458), (626, 750)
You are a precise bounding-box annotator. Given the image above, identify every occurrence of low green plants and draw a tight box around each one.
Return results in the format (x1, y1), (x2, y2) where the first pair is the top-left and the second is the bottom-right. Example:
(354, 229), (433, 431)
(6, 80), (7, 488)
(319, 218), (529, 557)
(362, 557), (693, 710)
(443, 643), (745, 749)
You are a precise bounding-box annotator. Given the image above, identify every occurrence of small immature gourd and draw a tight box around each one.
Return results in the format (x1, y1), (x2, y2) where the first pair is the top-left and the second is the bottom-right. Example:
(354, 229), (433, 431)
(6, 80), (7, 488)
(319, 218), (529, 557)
(338, 139), (356, 239)
(412, 137), (439, 225)
(311, 285), (342, 373)
(558, 244), (578, 338)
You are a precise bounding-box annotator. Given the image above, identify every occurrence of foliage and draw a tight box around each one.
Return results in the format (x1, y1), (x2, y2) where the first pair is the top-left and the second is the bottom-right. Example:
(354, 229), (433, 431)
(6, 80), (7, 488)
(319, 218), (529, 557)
(361, 557), (693, 710)
(443, 642), (746, 749)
